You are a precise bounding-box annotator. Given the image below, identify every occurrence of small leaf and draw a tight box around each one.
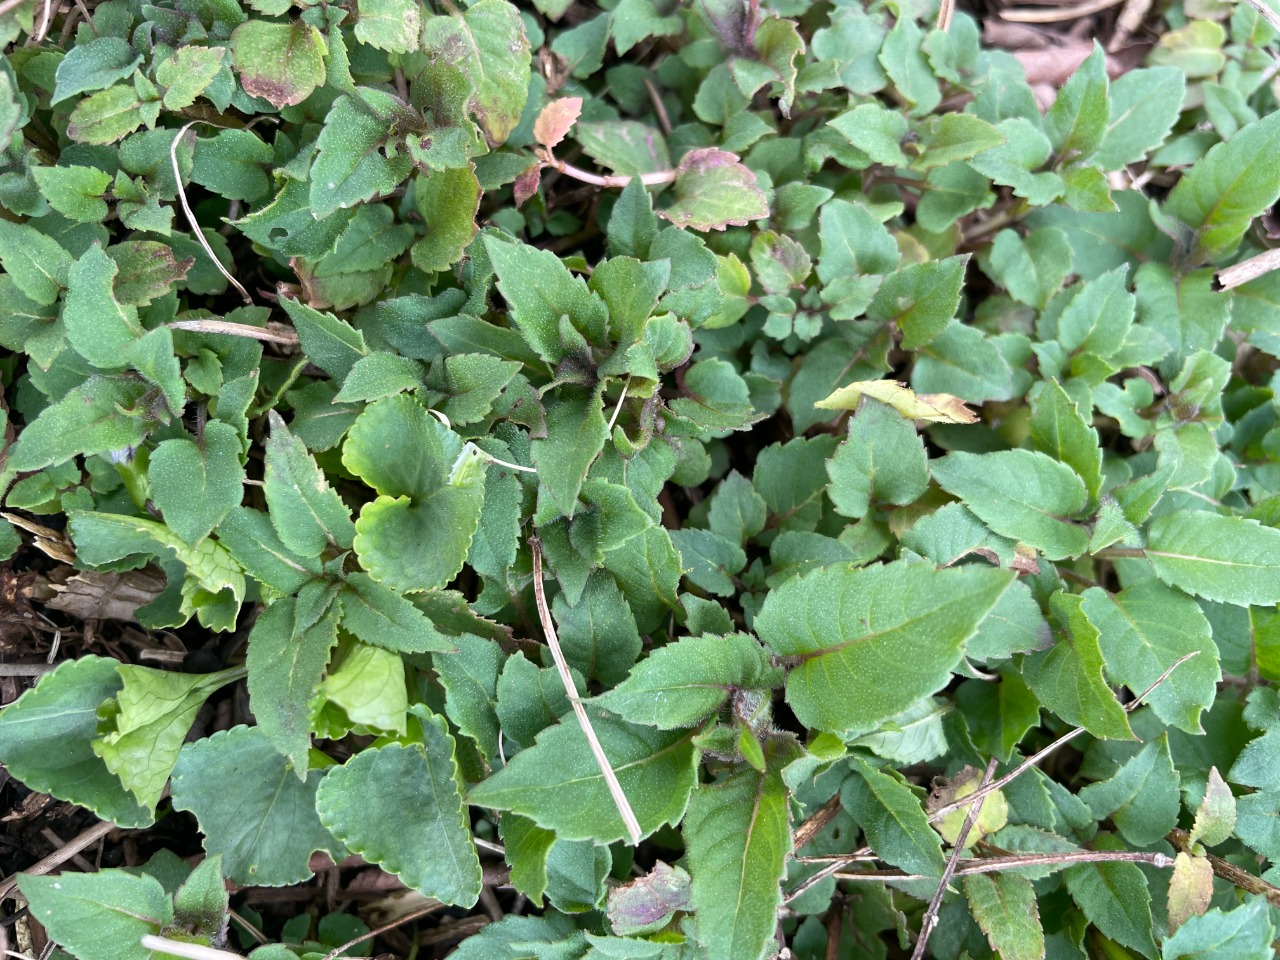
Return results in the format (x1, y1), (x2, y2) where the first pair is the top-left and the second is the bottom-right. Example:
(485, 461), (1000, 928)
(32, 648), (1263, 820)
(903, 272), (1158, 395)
(534, 97), (582, 149)
(1161, 898), (1276, 960)
(316, 717), (482, 906)
(354, 0), (421, 53)
(1077, 734), (1179, 846)
(411, 165), (481, 273)
(533, 385), (608, 518)
(93, 664), (241, 809)
(52, 36), (142, 105)
(0, 218), (73, 305)
(150, 421), (245, 546)
(1064, 855), (1157, 958)
(661, 148), (769, 231)
(1167, 852), (1214, 934)
(1188, 767), (1235, 848)
(607, 861), (692, 937)
(826, 397), (930, 519)
(1029, 379), (1103, 502)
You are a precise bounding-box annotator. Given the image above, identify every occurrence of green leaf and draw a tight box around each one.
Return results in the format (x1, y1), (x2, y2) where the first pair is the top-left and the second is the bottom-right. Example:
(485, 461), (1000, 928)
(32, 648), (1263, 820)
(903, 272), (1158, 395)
(1064, 856), (1157, 958)
(264, 411), (356, 558)
(1161, 898), (1276, 960)
(594, 633), (776, 729)
(7, 377), (151, 472)
(755, 561), (1014, 734)
(1146, 511), (1280, 606)
(964, 872), (1044, 960)
(1164, 110), (1280, 263)
(246, 589), (341, 773)
(32, 164), (113, 222)
(316, 717), (483, 906)
(1029, 379), (1102, 501)
(1045, 43), (1108, 160)
(1021, 592), (1134, 740)
(150, 421), (245, 546)
(170, 725), (345, 886)
(230, 19), (326, 108)
(107, 241), (195, 306)
(1080, 580), (1219, 734)
(52, 37), (142, 104)
(19, 871), (172, 960)
(66, 84), (146, 145)
(1078, 734), (1179, 846)
(1095, 67), (1185, 171)
(867, 255), (967, 349)
(484, 236), (609, 363)
(841, 756), (945, 877)
(499, 813), (556, 902)
(412, 165), (481, 273)
(93, 664), (240, 809)
(987, 227), (1073, 310)
(670, 528), (746, 597)
(576, 120), (671, 176)
(826, 397), (930, 519)
(829, 102), (908, 167)
(911, 113), (1005, 170)
(956, 671), (1042, 763)
(435, 634), (504, 763)
(878, 14), (939, 115)
(310, 90), (414, 220)
(62, 244), (144, 368)
(156, 45), (226, 111)
(333, 353), (422, 404)
(422, 0), (531, 146)
(0, 218), (73, 305)
(216, 506), (322, 595)
(551, 570), (643, 687)
(467, 711), (699, 844)
(0, 656), (154, 828)
(279, 296), (368, 382)
(931, 450), (1090, 560)
(318, 641), (408, 735)
(172, 854), (228, 935)
(684, 739), (797, 960)
(1188, 767), (1235, 847)
(354, 0), (421, 53)
(661, 148), (769, 232)
(1228, 727), (1280, 789)
(667, 359), (760, 434)
(533, 385), (608, 518)
(339, 573), (455, 654)
(969, 118), (1064, 206)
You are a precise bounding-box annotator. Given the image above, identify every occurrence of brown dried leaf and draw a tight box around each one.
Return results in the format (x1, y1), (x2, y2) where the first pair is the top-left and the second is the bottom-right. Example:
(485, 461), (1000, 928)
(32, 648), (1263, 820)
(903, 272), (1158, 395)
(533, 97), (582, 150)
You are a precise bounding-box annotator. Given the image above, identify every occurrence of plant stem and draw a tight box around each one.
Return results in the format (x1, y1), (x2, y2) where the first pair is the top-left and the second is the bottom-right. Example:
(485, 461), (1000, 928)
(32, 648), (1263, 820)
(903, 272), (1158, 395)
(834, 848), (1175, 883)
(548, 158), (677, 189)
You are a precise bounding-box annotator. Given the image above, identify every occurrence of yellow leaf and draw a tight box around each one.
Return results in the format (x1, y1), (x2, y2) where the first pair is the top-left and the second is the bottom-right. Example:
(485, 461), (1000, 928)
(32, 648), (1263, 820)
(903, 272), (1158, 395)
(815, 380), (979, 424)
(1167, 852), (1214, 933)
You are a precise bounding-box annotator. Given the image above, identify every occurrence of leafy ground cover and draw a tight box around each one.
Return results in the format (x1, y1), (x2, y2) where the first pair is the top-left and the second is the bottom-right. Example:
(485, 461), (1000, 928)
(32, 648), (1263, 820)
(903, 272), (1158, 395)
(3, 0), (1280, 957)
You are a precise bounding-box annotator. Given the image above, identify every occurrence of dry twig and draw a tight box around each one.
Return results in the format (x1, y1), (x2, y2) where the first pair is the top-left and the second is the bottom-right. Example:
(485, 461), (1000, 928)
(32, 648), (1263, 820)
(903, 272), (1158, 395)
(0, 820), (117, 901)
(529, 537), (643, 845)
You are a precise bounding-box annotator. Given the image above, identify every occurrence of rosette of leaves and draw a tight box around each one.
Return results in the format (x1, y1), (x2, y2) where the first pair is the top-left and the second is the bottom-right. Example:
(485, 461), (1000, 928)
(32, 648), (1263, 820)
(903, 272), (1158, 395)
(3, 0), (1280, 958)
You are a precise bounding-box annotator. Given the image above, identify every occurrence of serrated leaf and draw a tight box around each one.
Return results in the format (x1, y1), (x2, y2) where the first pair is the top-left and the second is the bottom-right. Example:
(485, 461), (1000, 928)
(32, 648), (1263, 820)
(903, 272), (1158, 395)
(533, 385), (608, 518)
(354, 0), (421, 53)
(339, 573), (455, 654)
(867, 255), (967, 349)
(230, 20), (326, 108)
(1167, 852), (1214, 934)
(1045, 43), (1108, 160)
(912, 113), (1005, 170)
(1164, 111), (1280, 263)
(52, 37), (142, 105)
(170, 726), (345, 886)
(1189, 767), (1235, 847)
(316, 718), (482, 905)
(150, 421), (245, 546)
(1095, 67), (1184, 171)
(0, 218), (73, 305)
(660, 148), (768, 231)
(6, 377), (151, 471)
(467, 711), (698, 844)
(841, 756), (945, 877)
(32, 164), (112, 222)
(1029, 379), (1102, 502)
(931, 450), (1090, 560)
(552, 569), (643, 687)
(1022, 592), (1134, 740)
(1080, 581), (1219, 734)
(1161, 898), (1276, 960)
(594, 633), (775, 729)
(684, 739), (797, 960)
(411, 165), (481, 273)
(422, 0), (531, 146)
(1064, 855), (1157, 958)
(1147, 511), (1280, 606)
(264, 411), (355, 558)
(216, 507), (322, 595)
(0, 656), (154, 828)
(1078, 734), (1179, 846)
(964, 872), (1044, 960)
(19, 872), (171, 960)
(246, 589), (341, 774)
(755, 561), (1013, 734)
(826, 397), (930, 519)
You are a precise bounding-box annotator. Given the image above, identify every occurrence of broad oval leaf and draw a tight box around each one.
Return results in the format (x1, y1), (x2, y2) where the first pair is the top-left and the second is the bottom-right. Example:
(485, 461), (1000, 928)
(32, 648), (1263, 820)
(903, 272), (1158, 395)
(1146, 511), (1280, 606)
